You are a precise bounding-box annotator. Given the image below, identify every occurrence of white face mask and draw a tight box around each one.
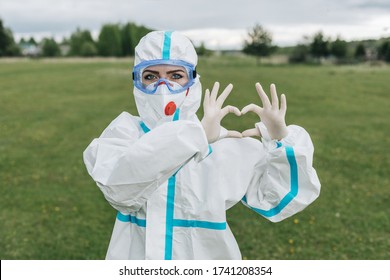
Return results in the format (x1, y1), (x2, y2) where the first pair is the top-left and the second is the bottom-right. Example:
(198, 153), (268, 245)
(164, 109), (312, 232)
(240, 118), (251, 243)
(133, 76), (201, 129)
(145, 83), (188, 118)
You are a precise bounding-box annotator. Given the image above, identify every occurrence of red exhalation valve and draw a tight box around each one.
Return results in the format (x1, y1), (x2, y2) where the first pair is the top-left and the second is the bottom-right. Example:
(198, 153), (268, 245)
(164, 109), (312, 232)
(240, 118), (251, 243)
(164, 101), (177, 116)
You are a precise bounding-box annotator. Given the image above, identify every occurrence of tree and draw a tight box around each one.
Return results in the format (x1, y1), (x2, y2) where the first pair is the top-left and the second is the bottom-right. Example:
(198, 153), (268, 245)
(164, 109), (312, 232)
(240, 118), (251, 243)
(0, 19), (20, 56)
(289, 44), (310, 63)
(134, 25), (153, 45)
(196, 42), (212, 56)
(310, 31), (330, 61)
(80, 41), (97, 57)
(121, 23), (137, 56)
(377, 40), (390, 62)
(119, 23), (153, 56)
(354, 43), (366, 61)
(28, 37), (38, 46)
(69, 28), (95, 56)
(97, 24), (122, 57)
(42, 38), (61, 57)
(330, 37), (347, 62)
(243, 24), (276, 65)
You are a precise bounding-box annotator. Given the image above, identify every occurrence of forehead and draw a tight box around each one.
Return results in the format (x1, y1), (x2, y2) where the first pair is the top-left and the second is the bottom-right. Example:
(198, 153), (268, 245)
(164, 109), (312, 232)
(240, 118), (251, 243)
(144, 64), (186, 73)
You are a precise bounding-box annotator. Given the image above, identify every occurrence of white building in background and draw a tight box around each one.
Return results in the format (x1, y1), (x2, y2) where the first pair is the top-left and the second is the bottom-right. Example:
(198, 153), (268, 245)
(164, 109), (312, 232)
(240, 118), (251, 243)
(19, 43), (41, 57)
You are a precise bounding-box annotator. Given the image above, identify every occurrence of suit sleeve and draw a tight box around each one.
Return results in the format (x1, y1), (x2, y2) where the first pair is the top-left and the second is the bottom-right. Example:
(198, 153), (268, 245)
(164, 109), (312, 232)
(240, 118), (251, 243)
(242, 122), (321, 222)
(83, 112), (209, 213)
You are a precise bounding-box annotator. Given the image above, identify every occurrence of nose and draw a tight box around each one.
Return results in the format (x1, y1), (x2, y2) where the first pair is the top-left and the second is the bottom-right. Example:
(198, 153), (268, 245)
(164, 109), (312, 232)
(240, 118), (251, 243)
(156, 79), (173, 88)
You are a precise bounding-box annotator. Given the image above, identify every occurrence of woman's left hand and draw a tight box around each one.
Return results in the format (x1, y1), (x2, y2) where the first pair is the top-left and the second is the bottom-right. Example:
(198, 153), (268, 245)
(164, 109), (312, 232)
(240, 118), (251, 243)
(241, 83), (288, 140)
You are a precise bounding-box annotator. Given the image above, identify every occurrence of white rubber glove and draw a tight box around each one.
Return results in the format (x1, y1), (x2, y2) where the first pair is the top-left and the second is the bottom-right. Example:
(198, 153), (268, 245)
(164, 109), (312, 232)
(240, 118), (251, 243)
(241, 83), (288, 140)
(201, 82), (242, 143)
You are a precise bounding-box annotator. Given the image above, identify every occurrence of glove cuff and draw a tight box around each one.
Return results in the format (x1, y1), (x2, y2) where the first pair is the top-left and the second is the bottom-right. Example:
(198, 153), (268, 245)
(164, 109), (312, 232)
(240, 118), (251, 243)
(256, 122), (270, 141)
(219, 126), (228, 139)
(256, 122), (287, 151)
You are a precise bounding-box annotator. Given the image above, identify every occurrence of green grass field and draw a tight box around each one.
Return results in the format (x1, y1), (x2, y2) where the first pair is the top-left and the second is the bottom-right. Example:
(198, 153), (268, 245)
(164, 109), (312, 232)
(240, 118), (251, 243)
(0, 56), (389, 259)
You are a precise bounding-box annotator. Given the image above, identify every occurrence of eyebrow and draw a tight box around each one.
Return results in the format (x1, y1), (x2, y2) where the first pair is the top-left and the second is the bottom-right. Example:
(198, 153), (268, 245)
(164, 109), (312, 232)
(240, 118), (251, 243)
(167, 69), (185, 74)
(143, 69), (186, 75)
(143, 69), (159, 75)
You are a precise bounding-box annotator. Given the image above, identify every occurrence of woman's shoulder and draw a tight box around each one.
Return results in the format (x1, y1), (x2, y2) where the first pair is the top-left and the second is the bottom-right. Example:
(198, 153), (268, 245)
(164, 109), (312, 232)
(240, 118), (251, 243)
(108, 111), (140, 128)
(100, 111), (142, 138)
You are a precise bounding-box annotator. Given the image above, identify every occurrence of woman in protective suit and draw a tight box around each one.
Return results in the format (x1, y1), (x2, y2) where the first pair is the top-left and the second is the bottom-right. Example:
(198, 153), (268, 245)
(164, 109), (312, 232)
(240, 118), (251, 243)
(83, 30), (321, 260)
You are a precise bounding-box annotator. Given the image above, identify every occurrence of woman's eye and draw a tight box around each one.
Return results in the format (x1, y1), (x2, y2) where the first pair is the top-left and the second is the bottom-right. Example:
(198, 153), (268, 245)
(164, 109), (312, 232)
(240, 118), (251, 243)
(171, 73), (183, 80)
(143, 74), (157, 81)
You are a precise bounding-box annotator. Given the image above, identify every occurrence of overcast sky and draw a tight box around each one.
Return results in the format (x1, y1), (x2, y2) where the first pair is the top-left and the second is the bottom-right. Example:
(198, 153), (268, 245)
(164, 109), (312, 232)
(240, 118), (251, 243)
(1, 0), (390, 49)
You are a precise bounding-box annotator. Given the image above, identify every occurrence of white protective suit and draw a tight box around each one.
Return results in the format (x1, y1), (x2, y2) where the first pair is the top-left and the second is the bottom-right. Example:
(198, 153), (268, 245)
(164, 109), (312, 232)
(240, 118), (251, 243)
(83, 31), (321, 260)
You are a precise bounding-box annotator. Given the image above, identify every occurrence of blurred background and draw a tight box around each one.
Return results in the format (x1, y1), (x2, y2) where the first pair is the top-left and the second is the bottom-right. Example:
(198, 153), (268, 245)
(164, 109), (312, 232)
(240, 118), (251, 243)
(0, 0), (389, 259)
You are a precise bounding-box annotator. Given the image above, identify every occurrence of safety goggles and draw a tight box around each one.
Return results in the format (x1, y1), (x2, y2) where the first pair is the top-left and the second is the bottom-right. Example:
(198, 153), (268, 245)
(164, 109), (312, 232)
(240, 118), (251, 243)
(132, 59), (197, 94)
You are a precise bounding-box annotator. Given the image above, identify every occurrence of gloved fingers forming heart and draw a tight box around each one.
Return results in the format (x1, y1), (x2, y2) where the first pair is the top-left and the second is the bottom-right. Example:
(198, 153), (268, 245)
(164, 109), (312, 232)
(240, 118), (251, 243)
(201, 82), (288, 143)
(242, 127), (261, 138)
(202, 82), (242, 143)
(241, 83), (288, 140)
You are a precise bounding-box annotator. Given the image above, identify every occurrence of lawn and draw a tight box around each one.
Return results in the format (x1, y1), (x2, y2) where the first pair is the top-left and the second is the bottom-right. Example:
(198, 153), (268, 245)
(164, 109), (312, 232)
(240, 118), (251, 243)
(0, 56), (389, 259)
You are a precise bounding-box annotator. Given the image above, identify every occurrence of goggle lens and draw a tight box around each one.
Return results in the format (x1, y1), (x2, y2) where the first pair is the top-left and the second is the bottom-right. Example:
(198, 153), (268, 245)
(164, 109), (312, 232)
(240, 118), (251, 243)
(133, 59), (196, 94)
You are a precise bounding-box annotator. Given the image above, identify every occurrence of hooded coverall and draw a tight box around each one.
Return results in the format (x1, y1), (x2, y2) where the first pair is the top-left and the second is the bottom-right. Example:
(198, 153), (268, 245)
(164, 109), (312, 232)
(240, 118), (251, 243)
(83, 31), (321, 260)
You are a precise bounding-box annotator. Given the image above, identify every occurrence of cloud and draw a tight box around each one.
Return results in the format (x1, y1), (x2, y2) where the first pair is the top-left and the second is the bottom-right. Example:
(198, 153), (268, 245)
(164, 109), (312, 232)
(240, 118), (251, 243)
(353, 0), (390, 10)
(1, 0), (390, 48)
(2, 0), (382, 31)
(182, 28), (248, 50)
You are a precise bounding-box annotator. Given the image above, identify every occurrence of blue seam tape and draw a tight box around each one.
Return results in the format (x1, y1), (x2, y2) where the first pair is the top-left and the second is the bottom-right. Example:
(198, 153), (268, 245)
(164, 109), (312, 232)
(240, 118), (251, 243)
(116, 212), (146, 227)
(162, 31), (173, 60)
(208, 144), (213, 156)
(173, 108), (180, 121)
(140, 121), (150, 133)
(164, 175), (176, 260)
(173, 219), (226, 230)
(242, 145), (298, 217)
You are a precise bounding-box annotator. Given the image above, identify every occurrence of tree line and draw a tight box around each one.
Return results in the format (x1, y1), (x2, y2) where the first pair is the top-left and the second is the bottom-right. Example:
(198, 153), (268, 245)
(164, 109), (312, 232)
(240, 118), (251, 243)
(1, 18), (390, 64)
(243, 24), (390, 64)
(0, 18), (153, 57)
